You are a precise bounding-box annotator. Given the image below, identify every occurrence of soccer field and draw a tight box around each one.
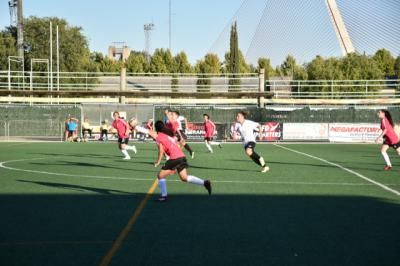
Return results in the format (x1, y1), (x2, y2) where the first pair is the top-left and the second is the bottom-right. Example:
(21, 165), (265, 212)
(0, 142), (399, 266)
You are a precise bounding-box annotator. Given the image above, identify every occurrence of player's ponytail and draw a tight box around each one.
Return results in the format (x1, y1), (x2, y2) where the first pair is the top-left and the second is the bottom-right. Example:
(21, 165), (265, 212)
(381, 109), (394, 127)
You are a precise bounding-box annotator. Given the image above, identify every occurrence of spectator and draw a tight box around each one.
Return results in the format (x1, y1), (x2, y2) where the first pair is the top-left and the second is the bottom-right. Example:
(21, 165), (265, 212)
(100, 120), (109, 141)
(82, 118), (93, 140)
(64, 114), (71, 141)
(66, 117), (79, 142)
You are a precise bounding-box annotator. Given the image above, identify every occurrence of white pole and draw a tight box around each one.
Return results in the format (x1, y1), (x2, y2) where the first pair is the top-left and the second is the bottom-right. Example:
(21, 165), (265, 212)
(50, 21), (53, 92)
(8, 57), (11, 90)
(56, 25), (59, 91)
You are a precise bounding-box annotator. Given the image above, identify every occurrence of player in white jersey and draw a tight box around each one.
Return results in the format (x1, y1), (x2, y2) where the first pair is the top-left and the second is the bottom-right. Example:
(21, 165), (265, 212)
(173, 111), (195, 159)
(234, 111), (269, 173)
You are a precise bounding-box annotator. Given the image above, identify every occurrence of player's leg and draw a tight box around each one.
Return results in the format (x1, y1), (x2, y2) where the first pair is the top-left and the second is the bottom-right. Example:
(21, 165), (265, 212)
(381, 144), (392, 170)
(245, 144), (269, 173)
(157, 169), (175, 201)
(205, 138), (213, 153)
(119, 141), (131, 160)
(178, 168), (212, 195)
(210, 140), (222, 148)
(180, 131), (194, 158)
(122, 138), (137, 154)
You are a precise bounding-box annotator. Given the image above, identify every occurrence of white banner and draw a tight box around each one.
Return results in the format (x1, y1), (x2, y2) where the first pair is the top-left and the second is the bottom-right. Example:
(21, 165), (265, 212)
(283, 123), (329, 140)
(329, 123), (380, 143)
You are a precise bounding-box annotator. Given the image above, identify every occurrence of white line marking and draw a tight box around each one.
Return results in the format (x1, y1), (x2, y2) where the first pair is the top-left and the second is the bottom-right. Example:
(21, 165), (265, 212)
(275, 144), (400, 196)
(1, 158), (399, 187)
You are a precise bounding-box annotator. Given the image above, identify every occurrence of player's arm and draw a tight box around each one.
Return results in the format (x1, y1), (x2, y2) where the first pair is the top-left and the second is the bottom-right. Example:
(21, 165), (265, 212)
(254, 123), (262, 140)
(120, 119), (130, 136)
(376, 129), (387, 143)
(210, 121), (216, 135)
(154, 143), (164, 167)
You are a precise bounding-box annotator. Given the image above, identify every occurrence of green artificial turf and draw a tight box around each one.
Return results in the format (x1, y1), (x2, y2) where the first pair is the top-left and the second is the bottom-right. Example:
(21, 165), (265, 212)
(0, 142), (399, 266)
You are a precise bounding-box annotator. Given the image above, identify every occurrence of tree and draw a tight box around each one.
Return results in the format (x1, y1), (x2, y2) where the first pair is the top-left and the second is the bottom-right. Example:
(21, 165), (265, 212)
(25, 17), (91, 72)
(125, 51), (147, 73)
(150, 48), (175, 73)
(173, 51), (192, 73)
(372, 49), (395, 77)
(0, 17), (92, 73)
(225, 50), (251, 73)
(257, 57), (275, 80)
(394, 56), (400, 79)
(0, 31), (17, 70)
(171, 51), (192, 92)
(227, 21), (241, 90)
(195, 53), (221, 92)
(280, 55), (297, 77)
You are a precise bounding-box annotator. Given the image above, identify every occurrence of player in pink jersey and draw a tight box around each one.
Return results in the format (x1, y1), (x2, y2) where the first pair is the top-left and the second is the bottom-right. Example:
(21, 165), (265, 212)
(153, 121), (211, 202)
(376, 109), (400, 170)
(166, 111), (195, 158)
(111, 111), (137, 160)
(203, 114), (222, 153)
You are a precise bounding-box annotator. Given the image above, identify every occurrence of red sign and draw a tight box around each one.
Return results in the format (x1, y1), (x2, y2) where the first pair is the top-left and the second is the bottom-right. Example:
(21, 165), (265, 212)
(259, 122), (282, 141)
(230, 122), (282, 142)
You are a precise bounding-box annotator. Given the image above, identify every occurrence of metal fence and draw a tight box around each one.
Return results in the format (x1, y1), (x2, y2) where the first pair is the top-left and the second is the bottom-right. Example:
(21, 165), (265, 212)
(1, 120), (64, 141)
(268, 79), (400, 98)
(0, 71), (259, 92)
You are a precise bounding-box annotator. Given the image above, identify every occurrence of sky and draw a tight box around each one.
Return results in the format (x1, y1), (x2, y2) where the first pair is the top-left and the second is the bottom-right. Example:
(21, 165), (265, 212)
(1, 0), (399, 66)
(0, 0), (243, 63)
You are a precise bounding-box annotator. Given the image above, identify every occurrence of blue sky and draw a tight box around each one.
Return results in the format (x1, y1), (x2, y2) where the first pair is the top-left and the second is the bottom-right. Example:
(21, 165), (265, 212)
(1, 0), (399, 66)
(0, 0), (243, 63)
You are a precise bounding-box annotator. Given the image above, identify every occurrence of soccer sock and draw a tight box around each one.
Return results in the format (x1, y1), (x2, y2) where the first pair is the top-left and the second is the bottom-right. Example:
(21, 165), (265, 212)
(259, 157), (266, 167)
(209, 141), (221, 146)
(187, 175), (205, 186)
(184, 144), (193, 153)
(250, 152), (262, 166)
(205, 141), (213, 152)
(158, 178), (168, 197)
(381, 151), (392, 167)
(121, 149), (129, 157)
(126, 145), (135, 151)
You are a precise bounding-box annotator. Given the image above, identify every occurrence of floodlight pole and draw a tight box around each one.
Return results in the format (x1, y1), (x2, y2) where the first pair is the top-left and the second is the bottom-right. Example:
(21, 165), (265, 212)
(56, 25), (60, 91)
(169, 0), (172, 51)
(49, 21), (53, 92)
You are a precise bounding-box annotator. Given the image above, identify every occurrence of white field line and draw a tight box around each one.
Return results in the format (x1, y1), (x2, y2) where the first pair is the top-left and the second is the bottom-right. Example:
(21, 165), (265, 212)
(0, 158), (399, 187)
(275, 144), (400, 196)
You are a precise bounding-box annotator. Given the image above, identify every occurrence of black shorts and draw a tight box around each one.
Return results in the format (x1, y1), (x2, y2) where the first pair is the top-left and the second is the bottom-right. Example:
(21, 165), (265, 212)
(68, 130), (74, 136)
(118, 138), (129, 145)
(204, 137), (213, 141)
(244, 142), (256, 150)
(162, 157), (188, 173)
(384, 137), (400, 150)
(176, 130), (188, 141)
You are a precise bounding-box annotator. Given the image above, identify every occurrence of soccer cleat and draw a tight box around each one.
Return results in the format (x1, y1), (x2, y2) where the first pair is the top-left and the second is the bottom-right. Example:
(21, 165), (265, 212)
(132, 145), (137, 154)
(384, 165), (392, 171)
(157, 196), (168, 202)
(261, 165), (270, 173)
(218, 144), (223, 149)
(191, 152), (195, 159)
(123, 156), (131, 160)
(204, 180), (212, 195)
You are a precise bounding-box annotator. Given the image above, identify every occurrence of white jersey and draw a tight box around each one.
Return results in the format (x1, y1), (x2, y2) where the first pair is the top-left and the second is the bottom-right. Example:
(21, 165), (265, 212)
(134, 125), (149, 134)
(177, 116), (185, 131)
(234, 120), (260, 145)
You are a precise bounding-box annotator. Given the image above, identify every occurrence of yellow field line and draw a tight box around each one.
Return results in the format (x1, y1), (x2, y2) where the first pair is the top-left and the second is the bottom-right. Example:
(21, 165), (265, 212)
(99, 179), (159, 266)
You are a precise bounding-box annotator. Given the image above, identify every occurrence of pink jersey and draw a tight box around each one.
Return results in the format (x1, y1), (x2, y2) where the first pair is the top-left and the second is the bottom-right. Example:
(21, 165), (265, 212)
(112, 118), (129, 138)
(381, 117), (399, 144)
(156, 132), (185, 160)
(165, 120), (180, 133)
(204, 120), (216, 138)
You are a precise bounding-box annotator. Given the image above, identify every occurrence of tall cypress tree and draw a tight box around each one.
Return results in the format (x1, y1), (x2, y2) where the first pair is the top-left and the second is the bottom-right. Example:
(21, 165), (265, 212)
(229, 21), (241, 90)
